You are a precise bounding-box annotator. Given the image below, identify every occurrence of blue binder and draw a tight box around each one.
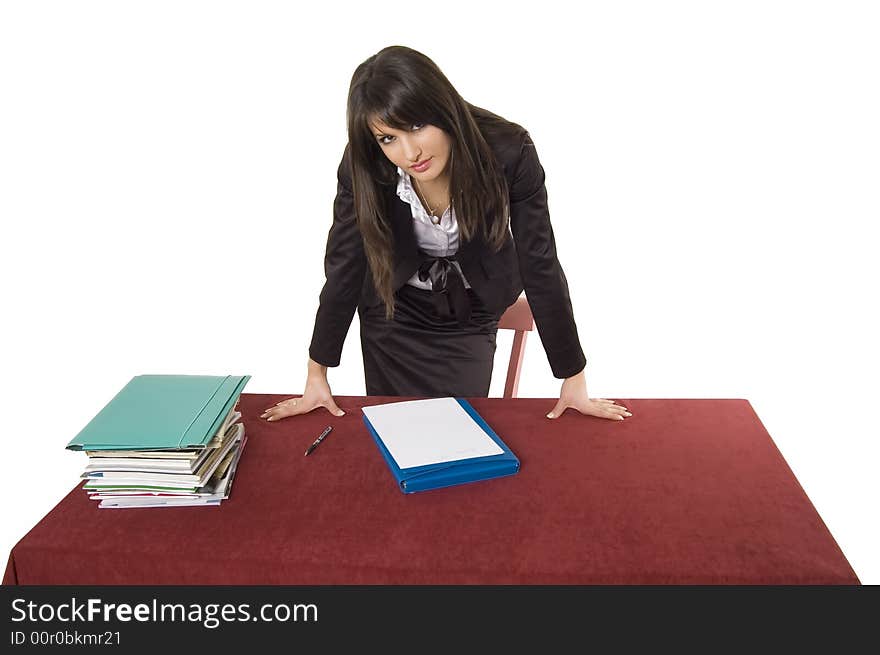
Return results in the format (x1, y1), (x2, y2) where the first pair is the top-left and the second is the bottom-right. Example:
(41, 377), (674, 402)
(362, 398), (520, 493)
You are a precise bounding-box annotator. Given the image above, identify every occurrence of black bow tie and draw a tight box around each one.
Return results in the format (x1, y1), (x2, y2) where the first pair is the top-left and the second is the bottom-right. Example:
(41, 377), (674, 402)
(416, 252), (471, 327)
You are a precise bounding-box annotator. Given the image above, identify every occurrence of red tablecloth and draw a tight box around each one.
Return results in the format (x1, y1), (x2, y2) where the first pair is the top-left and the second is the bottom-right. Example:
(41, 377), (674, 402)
(3, 395), (859, 584)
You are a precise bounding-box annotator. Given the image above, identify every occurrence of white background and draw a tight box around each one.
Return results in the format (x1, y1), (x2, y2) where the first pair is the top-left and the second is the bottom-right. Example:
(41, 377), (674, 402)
(1, 1), (877, 583)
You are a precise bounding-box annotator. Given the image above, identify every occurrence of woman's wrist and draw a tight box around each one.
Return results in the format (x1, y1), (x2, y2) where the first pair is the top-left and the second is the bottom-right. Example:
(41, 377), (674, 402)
(307, 357), (329, 382)
(564, 368), (585, 383)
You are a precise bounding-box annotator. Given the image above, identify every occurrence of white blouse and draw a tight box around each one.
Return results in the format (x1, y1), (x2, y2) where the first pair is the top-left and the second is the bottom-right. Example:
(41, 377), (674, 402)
(395, 166), (472, 290)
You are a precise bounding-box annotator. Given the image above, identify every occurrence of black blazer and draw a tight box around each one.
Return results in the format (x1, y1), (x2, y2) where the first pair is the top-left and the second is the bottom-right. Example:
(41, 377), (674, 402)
(308, 123), (587, 379)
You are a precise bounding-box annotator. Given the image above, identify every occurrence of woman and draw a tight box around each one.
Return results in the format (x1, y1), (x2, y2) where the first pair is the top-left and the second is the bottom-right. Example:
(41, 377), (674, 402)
(262, 46), (631, 422)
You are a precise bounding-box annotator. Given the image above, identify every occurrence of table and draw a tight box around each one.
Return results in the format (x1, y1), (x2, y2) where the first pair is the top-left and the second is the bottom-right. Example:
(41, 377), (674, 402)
(3, 395), (859, 584)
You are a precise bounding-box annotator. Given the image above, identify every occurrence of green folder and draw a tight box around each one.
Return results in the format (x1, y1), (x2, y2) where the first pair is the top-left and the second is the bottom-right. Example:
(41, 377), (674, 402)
(66, 374), (251, 451)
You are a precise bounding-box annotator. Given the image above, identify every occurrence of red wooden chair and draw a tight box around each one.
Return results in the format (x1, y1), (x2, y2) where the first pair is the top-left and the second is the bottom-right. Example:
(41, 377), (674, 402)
(497, 295), (535, 398)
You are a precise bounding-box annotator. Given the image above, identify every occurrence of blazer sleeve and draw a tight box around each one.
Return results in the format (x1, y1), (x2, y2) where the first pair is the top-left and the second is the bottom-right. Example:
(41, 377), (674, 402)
(508, 131), (587, 379)
(308, 144), (368, 367)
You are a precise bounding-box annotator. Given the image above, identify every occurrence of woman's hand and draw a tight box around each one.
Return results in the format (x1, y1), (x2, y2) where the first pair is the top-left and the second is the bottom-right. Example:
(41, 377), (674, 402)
(546, 369), (632, 421)
(260, 359), (346, 421)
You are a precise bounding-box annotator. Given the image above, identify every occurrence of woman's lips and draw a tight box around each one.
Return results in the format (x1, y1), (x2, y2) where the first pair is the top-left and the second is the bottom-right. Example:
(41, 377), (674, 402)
(411, 158), (432, 172)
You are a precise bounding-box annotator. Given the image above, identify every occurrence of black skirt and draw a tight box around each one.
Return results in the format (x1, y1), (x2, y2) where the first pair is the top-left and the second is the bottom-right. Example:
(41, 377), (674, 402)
(358, 283), (502, 397)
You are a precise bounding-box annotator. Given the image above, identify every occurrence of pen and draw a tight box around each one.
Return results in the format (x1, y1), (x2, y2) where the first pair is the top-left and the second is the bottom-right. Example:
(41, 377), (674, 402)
(304, 426), (333, 456)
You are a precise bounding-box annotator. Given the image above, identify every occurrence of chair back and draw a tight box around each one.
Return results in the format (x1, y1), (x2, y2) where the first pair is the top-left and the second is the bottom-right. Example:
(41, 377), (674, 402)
(497, 295), (534, 398)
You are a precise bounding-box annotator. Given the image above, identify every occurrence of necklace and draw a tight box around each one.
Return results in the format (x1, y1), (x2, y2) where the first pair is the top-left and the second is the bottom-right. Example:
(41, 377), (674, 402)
(413, 177), (450, 225)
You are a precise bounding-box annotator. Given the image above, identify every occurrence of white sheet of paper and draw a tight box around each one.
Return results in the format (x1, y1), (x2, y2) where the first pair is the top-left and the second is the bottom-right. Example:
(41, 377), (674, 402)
(362, 397), (503, 469)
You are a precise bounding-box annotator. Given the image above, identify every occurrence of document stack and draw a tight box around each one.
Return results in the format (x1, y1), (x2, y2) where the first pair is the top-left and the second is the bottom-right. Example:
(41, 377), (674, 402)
(66, 374), (251, 508)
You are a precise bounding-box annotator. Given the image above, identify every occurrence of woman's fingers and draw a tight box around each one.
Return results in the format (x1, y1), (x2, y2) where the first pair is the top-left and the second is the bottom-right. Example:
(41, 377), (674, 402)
(262, 407), (287, 420)
(261, 392), (349, 421)
(574, 399), (633, 421)
(264, 398), (298, 411)
(546, 399), (569, 419)
(323, 398), (346, 417)
(596, 399), (631, 413)
(266, 408), (298, 421)
(608, 404), (632, 419)
(261, 397), (304, 419)
(261, 397), (306, 421)
(602, 404), (626, 420)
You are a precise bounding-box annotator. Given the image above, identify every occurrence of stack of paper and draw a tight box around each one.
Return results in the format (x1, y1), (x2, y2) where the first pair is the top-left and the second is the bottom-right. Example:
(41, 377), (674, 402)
(81, 412), (247, 508)
(66, 374), (251, 508)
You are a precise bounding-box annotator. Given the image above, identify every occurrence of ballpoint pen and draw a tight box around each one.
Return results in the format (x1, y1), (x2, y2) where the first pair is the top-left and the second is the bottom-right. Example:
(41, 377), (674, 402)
(304, 426), (333, 456)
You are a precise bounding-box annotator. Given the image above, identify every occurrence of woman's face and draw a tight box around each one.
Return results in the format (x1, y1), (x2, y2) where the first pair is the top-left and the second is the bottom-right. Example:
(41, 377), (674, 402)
(369, 118), (452, 183)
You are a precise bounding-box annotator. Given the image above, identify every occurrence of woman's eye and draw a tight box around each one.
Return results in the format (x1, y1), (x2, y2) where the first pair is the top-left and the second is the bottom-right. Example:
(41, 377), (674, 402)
(379, 124), (424, 145)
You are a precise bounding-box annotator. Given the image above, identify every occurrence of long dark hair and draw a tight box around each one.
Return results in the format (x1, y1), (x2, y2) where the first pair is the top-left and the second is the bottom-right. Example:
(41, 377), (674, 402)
(345, 45), (517, 319)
